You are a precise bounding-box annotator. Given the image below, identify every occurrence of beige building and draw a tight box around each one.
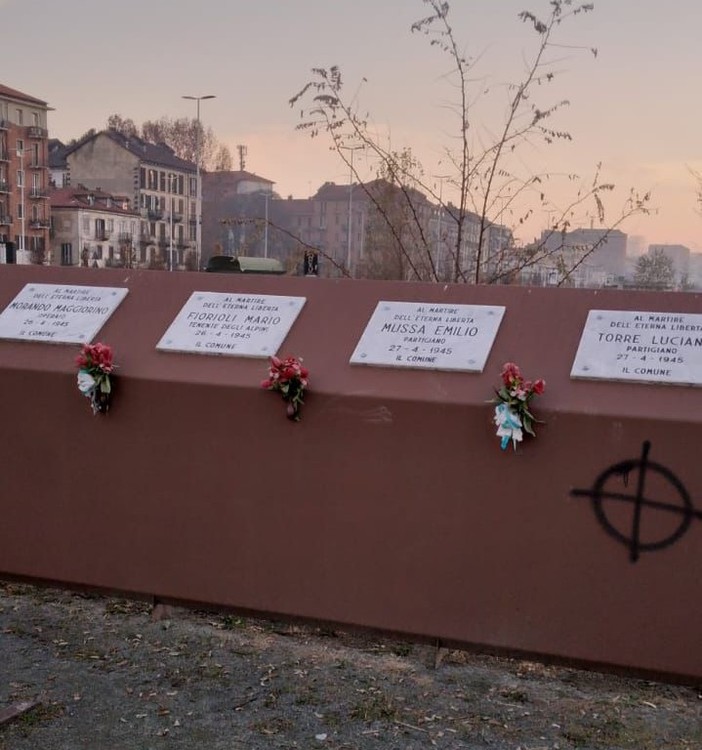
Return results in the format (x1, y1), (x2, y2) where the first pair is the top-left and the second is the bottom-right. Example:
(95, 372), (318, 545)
(49, 186), (139, 268)
(0, 83), (51, 264)
(65, 131), (198, 269)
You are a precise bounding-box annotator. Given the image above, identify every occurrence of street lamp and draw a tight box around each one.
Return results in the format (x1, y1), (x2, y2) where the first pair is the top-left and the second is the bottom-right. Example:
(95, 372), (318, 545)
(263, 190), (269, 259)
(182, 94), (216, 270)
(17, 144), (26, 264)
(168, 173), (175, 272)
(340, 145), (363, 276)
(433, 174), (451, 280)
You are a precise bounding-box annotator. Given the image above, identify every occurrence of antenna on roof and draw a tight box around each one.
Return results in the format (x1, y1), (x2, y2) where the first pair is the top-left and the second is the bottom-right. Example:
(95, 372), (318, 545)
(237, 144), (247, 171)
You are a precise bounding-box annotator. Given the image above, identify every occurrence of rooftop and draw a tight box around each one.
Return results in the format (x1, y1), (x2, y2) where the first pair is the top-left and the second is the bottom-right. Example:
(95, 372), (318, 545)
(0, 83), (49, 107)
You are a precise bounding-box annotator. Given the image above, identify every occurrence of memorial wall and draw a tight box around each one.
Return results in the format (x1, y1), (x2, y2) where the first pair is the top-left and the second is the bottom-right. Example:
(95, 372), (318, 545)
(0, 264), (700, 683)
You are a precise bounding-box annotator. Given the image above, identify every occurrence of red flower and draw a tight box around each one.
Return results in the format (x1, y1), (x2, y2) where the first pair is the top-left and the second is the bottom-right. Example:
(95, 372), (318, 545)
(263, 355), (309, 421)
(532, 379), (546, 396)
(501, 362), (522, 387)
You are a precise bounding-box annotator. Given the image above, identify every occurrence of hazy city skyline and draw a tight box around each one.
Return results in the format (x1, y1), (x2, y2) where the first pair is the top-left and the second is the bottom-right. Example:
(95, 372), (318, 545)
(2, 0), (701, 250)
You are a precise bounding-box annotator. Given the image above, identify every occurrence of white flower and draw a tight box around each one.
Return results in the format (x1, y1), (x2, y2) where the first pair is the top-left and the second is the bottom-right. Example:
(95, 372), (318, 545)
(494, 402), (523, 451)
(77, 370), (96, 396)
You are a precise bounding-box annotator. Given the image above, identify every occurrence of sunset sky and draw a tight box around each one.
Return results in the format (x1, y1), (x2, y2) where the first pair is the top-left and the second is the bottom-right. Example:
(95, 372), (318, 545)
(2, 0), (701, 251)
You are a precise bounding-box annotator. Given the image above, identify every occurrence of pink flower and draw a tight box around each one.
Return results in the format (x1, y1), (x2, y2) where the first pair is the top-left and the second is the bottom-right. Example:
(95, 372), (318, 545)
(501, 362), (522, 387)
(260, 379), (272, 389)
(532, 379), (546, 396)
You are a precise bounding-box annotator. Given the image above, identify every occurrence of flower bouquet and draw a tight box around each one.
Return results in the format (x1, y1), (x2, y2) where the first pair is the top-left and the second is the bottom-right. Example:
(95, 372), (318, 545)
(76, 342), (115, 415)
(261, 355), (309, 422)
(492, 362), (545, 450)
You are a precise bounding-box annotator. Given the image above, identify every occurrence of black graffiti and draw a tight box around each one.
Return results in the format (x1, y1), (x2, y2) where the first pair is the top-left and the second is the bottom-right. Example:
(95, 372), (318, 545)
(571, 441), (701, 563)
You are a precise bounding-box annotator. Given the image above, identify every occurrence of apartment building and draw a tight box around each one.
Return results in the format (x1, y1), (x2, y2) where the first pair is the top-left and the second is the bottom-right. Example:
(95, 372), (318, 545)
(65, 130), (198, 269)
(0, 83), (51, 264)
(49, 186), (139, 268)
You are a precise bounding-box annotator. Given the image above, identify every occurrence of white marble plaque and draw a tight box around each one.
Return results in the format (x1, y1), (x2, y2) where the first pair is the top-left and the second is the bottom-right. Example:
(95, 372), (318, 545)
(350, 301), (505, 372)
(571, 309), (702, 386)
(0, 283), (128, 344)
(157, 291), (306, 358)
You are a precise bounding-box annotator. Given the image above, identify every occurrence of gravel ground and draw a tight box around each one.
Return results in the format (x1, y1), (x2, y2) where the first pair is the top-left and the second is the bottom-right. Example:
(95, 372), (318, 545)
(1, 582), (700, 750)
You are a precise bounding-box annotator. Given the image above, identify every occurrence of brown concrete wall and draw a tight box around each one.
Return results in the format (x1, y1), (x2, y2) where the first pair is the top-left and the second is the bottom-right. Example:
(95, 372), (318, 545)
(0, 265), (700, 682)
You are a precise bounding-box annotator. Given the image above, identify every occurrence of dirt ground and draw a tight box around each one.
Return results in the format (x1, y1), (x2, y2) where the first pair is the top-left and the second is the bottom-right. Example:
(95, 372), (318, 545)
(1, 582), (700, 750)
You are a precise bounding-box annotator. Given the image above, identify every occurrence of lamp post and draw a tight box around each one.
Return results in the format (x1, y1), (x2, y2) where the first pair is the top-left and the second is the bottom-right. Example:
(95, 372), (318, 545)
(433, 174), (451, 281)
(168, 173), (175, 271)
(18, 145), (26, 264)
(263, 190), (269, 259)
(182, 94), (216, 271)
(340, 145), (363, 277)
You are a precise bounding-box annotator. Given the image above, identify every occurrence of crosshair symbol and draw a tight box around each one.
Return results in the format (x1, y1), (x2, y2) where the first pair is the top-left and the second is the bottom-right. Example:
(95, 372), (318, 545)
(571, 441), (701, 563)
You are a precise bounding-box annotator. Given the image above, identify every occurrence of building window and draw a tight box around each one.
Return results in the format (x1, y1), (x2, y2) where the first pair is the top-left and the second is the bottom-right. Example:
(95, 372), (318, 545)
(16, 170), (23, 187)
(60, 243), (73, 265)
(83, 217), (90, 233)
(93, 245), (103, 260)
(159, 171), (166, 192)
(32, 112), (39, 127)
(140, 167), (146, 188)
(16, 109), (23, 126)
(189, 177), (197, 195)
(17, 204), (23, 219)
(107, 219), (114, 233)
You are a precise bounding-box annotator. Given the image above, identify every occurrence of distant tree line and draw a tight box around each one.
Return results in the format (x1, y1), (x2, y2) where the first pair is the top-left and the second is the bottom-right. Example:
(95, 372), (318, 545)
(66, 115), (233, 172)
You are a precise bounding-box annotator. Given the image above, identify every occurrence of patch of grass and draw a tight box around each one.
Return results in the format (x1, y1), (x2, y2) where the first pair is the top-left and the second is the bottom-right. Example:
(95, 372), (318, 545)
(562, 717), (661, 749)
(221, 615), (246, 630)
(351, 690), (397, 723)
(499, 687), (529, 703)
(16, 702), (64, 733)
(251, 717), (293, 735)
(104, 598), (151, 616)
(391, 643), (413, 657)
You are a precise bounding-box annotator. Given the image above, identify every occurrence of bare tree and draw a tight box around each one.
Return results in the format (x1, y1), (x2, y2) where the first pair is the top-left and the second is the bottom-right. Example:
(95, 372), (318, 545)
(106, 114), (233, 172)
(633, 250), (675, 291)
(106, 114), (138, 138)
(290, 0), (650, 285)
(693, 168), (702, 217)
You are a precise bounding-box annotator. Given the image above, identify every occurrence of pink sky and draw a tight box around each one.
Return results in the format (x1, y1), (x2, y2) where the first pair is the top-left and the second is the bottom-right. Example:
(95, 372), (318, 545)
(2, 0), (701, 251)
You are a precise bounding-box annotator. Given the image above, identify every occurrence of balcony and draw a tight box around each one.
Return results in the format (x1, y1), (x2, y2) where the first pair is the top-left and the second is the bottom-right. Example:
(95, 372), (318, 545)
(118, 232), (133, 243)
(0, 150), (8, 162)
(0, 215), (11, 225)
(29, 219), (50, 230)
(27, 126), (48, 139)
(0, 180), (9, 193)
(169, 212), (183, 223)
(94, 230), (110, 241)
(28, 187), (49, 199)
(27, 161), (47, 170)
(0, 119), (9, 130)
(147, 209), (164, 221)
